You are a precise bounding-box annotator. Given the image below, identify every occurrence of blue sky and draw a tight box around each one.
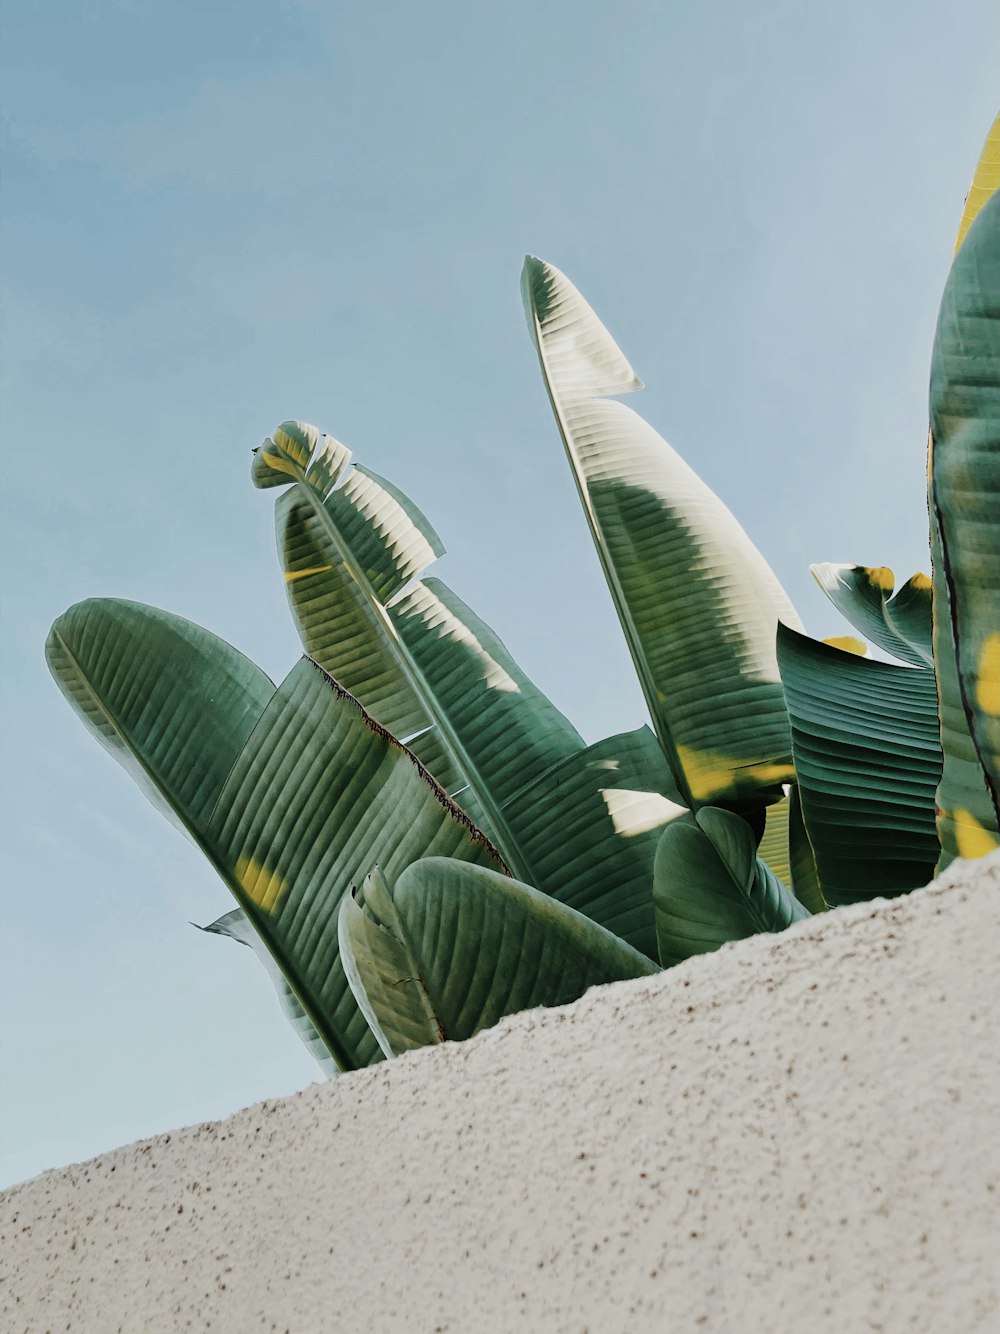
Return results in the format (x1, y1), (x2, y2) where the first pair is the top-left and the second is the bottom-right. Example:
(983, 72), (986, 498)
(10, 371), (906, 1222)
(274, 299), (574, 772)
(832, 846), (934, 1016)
(1, 0), (996, 1186)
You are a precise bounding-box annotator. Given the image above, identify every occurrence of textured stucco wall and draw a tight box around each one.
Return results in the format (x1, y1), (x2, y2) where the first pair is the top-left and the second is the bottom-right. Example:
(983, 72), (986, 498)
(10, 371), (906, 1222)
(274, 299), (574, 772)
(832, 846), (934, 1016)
(3, 854), (998, 1333)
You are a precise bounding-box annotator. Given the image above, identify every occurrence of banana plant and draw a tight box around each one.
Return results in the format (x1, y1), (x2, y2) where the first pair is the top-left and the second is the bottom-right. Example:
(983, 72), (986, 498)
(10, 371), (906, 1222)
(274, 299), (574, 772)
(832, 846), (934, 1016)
(46, 599), (505, 1071)
(42, 589), (814, 1077)
(253, 420), (686, 960)
(241, 266), (824, 1007)
(46, 115), (1000, 1078)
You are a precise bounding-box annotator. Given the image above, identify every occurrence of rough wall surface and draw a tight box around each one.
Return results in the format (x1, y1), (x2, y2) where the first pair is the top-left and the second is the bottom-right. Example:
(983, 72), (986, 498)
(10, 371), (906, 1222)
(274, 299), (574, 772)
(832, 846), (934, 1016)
(3, 854), (998, 1333)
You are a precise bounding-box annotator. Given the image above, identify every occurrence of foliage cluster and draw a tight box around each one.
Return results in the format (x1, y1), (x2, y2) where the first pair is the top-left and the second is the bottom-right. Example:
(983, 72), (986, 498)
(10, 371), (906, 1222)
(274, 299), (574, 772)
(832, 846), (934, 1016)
(47, 120), (999, 1073)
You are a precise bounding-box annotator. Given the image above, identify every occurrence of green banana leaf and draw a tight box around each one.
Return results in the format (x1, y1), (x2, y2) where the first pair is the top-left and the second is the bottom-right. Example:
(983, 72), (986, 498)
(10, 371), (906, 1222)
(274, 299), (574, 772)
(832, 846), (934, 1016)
(265, 423), (583, 870)
(929, 187), (1000, 860)
(653, 807), (810, 969)
(929, 117), (1000, 868)
(46, 598), (505, 1071)
(45, 598), (275, 837)
(339, 860), (659, 1058)
(776, 625), (942, 904)
(262, 421), (683, 957)
(196, 909), (338, 1079)
(521, 256), (803, 810)
(276, 457), (452, 781)
(811, 563), (932, 667)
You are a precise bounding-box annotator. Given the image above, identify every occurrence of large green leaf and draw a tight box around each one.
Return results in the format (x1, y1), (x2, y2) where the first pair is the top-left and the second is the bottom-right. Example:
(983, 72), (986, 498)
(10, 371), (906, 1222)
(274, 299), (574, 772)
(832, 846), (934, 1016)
(47, 598), (505, 1071)
(45, 598), (274, 838)
(776, 625), (941, 904)
(276, 458), (447, 754)
(339, 859), (659, 1058)
(263, 421), (682, 956)
(653, 807), (809, 969)
(929, 118), (1000, 869)
(811, 563), (932, 668)
(521, 257), (803, 810)
(196, 909), (338, 1079)
(265, 422), (583, 874)
(204, 656), (505, 1070)
(929, 187), (1000, 863)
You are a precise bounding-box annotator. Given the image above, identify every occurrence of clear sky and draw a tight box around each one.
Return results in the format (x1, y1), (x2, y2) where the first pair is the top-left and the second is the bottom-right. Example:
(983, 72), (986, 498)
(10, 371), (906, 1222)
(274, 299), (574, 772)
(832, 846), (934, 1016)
(1, 0), (996, 1187)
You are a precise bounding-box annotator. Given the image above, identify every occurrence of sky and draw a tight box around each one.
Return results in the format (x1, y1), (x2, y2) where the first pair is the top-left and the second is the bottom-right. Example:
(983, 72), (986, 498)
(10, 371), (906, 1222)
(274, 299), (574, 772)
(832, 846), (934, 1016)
(1, 0), (996, 1187)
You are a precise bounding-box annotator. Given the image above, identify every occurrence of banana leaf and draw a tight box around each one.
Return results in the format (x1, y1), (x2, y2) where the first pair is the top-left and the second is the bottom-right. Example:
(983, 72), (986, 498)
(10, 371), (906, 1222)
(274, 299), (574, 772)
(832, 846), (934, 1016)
(266, 425), (584, 872)
(653, 807), (809, 969)
(46, 598), (505, 1071)
(811, 563), (932, 668)
(339, 860), (659, 1057)
(929, 188), (1000, 861)
(262, 422), (683, 956)
(929, 118), (1000, 867)
(521, 256), (802, 810)
(45, 597), (274, 838)
(776, 625), (941, 903)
